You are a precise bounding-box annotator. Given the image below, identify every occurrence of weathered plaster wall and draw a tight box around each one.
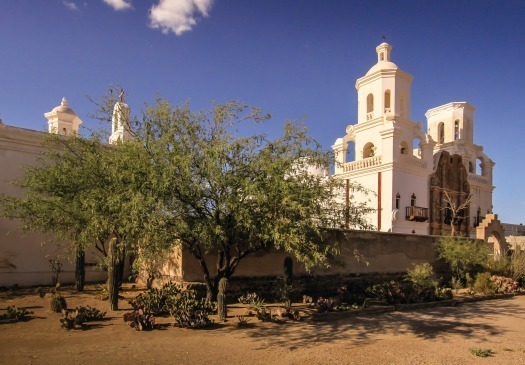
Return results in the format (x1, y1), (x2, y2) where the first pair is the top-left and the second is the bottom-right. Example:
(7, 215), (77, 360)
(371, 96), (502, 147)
(0, 124), (106, 287)
(175, 230), (450, 283)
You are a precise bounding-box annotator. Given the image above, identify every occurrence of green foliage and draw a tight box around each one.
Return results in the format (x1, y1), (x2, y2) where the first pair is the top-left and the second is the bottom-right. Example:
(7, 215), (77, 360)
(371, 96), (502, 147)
(434, 287), (453, 301)
(437, 236), (490, 280)
(366, 271), (451, 305)
(469, 348), (493, 357)
(510, 249), (525, 284)
(473, 272), (497, 296)
(0, 306), (33, 322)
(486, 255), (511, 277)
(450, 277), (463, 293)
(130, 99), (375, 299)
(129, 282), (213, 316)
(406, 263), (437, 289)
(1, 95), (375, 303)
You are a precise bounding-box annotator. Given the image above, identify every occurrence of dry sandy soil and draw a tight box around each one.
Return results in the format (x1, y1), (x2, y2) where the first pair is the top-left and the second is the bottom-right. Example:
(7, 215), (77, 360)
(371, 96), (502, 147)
(1, 285), (525, 365)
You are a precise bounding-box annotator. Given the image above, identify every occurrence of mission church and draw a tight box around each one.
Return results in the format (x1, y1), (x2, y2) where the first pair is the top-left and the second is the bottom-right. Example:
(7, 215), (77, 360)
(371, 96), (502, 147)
(0, 42), (510, 286)
(331, 42), (495, 238)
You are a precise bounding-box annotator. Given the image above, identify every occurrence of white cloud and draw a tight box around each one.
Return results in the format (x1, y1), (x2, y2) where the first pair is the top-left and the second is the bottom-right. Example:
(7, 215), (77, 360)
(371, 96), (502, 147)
(63, 1), (79, 11)
(103, 0), (133, 11)
(149, 0), (214, 36)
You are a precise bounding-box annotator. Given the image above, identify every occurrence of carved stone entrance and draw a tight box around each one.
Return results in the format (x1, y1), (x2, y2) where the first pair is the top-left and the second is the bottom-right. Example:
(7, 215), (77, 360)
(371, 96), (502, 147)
(429, 151), (470, 236)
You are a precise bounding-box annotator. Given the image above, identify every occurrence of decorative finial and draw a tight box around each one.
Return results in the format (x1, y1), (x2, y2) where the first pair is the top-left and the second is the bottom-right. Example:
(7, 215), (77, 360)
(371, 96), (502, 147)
(61, 97), (68, 107)
(119, 89), (125, 103)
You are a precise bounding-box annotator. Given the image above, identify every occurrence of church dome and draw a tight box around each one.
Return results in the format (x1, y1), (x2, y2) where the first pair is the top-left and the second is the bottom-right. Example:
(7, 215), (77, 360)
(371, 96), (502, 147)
(50, 97), (77, 115)
(365, 42), (398, 75)
(366, 60), (398, 75)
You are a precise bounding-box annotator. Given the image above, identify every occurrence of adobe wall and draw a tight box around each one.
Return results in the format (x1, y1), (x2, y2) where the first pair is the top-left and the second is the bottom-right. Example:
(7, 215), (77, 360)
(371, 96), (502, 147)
(177, 230), (451, 283)
(0, 124), (106, 287)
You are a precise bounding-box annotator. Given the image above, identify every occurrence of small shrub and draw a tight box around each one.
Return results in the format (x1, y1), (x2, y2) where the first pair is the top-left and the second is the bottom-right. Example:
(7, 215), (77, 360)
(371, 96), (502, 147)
(450, 277), (463, 293)
(473, 273), (497, 296)
(510, 249), (525, 284)
(236, 315), (251, 328)
(130, 282), (213, 316)
(315, 297), (339, 313)
(238, 292), (259, 305)
(366, 281), (412, 305)
(435, 287), (453, 301)
(469, 347), (493, 357)
(406, 263), (437, 289)
(123, 308), (156, 331)
(437, 236), (490, 281)
(487, 256), (511, 277)
(0, 306), (33, 322)
(76, 306), (107, 321)
(174, 310), (213, 329)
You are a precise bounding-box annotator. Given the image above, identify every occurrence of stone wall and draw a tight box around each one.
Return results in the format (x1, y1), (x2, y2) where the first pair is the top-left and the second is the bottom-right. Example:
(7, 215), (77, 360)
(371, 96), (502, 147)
(177, 229), (451, 283)
(0, 124), (107, 287)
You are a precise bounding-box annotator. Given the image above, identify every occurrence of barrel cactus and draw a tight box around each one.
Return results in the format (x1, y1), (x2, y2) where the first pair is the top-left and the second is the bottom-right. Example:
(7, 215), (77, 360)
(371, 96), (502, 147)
(217, 277), (228, 321)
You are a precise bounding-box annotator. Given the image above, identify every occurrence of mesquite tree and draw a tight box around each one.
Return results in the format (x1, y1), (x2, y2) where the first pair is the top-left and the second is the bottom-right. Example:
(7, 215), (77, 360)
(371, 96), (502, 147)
(131, 99), (375, 301)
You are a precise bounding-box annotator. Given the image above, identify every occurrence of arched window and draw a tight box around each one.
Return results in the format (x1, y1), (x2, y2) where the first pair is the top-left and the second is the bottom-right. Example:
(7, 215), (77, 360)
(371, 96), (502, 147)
(438, 122), (444, 144)
(380, 52), (384, 61)
(363, 142), (375, 158)
(384, 90), (391, 112)
(366, 94), (374, 113)
(454, 120), (460, 140)
(410, 193), (416, 206)
(395, 193), (400, 209)
(400, 141), (408, 155)
(61, 128), (67, 136)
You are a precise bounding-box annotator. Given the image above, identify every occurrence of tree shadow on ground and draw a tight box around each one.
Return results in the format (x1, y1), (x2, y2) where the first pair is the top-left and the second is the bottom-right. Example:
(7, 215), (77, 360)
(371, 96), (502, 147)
(237, 297), (525, 350)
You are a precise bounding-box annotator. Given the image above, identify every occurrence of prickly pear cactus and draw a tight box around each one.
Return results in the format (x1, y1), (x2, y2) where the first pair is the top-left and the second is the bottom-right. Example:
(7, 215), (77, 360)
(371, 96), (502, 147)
(217, 277), (228, 321)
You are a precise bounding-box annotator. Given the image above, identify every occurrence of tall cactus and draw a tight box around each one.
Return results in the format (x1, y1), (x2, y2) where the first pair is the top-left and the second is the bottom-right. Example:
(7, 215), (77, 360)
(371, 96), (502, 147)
(107, 237), (119, 311)
(284, 257), (293, 286)
(283, 257), (294, 307)
(217, 277), (228, 321)
(75, 246), (85, 292)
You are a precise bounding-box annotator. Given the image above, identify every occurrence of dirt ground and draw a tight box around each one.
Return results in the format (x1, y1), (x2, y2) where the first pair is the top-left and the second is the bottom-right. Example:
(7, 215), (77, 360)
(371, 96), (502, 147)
(1, 285), (525, 365)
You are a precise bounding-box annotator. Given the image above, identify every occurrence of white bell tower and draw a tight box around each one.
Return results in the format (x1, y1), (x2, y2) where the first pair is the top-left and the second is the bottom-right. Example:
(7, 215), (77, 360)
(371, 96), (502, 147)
(109, 101), (132, 144)
(44, 98), (82, 136)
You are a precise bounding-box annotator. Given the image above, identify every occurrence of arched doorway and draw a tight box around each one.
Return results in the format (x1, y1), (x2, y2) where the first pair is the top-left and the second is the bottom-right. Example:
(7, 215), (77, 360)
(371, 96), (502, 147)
(476, 213), (508, 256)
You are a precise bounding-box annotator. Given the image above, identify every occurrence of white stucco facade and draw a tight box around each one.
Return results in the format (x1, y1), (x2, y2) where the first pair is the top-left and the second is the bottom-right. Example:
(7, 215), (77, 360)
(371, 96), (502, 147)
(332, 42), (495, 236)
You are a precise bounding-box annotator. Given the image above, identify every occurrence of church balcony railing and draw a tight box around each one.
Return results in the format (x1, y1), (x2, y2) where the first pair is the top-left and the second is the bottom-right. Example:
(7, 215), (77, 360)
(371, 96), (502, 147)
(405, 206), (429, 222)
(367, 112), (374, 121)
(384, 108), (391, 113)
(342, 155), (382, 173)
(468, 173), (489, 185)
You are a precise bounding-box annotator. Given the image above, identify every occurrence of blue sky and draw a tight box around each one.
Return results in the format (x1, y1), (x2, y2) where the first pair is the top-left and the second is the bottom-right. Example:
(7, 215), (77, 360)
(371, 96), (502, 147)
(1, 0), (524, 224)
